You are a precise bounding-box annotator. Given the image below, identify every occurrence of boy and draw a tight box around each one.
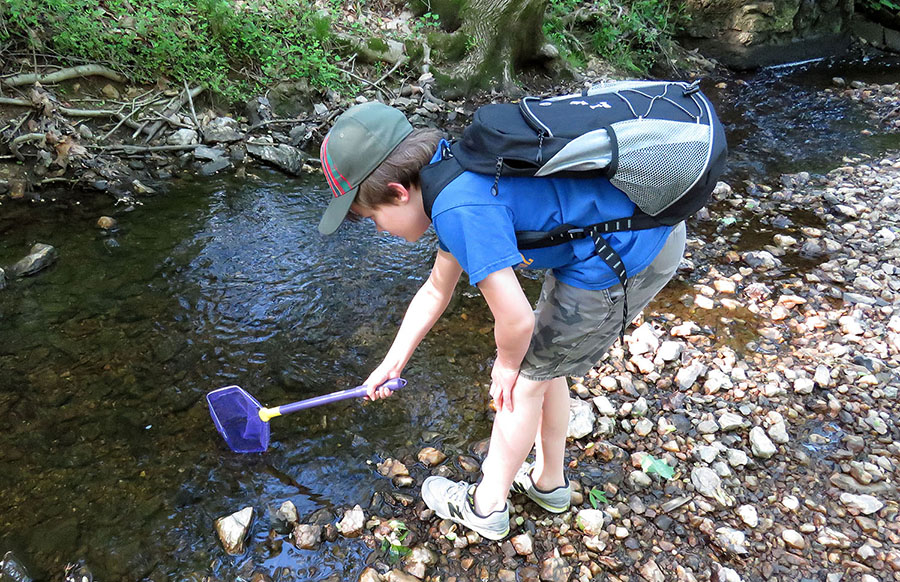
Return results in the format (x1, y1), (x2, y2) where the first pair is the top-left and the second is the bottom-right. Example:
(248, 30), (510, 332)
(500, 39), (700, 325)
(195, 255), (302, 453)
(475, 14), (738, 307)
(318, 101), (685, 540)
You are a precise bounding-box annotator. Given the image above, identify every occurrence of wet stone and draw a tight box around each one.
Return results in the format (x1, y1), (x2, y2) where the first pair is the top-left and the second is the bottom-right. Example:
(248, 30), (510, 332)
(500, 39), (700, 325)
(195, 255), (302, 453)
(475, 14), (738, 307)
(337, 505), (365, 537)
(292, 524), (322, 550)
(215, 506), (253, 555)
(417, 446), (446, 466)
(540, 554), (572, 582)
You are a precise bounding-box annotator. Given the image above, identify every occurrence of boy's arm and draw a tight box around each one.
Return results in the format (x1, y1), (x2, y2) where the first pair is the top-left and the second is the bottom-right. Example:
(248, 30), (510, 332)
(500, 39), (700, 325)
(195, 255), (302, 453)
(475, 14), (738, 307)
(364, 248), (463, 399)
(477, 266), (535, 412)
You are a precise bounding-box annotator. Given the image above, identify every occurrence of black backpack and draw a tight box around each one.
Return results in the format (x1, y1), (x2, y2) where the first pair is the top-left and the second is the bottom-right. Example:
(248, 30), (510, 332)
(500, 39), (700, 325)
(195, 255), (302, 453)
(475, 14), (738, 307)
(419, 79), (727, 338)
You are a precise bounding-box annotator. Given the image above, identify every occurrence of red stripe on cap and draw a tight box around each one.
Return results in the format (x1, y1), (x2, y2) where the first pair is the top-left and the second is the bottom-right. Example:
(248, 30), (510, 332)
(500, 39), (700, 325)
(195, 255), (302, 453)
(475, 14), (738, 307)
(321, 135), (352, 197)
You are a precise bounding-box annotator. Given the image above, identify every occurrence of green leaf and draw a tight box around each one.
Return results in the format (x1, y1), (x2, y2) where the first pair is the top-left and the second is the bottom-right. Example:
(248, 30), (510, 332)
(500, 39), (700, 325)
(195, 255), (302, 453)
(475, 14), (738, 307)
(588, 487), (609, 509)
(641, 454), (675, 480)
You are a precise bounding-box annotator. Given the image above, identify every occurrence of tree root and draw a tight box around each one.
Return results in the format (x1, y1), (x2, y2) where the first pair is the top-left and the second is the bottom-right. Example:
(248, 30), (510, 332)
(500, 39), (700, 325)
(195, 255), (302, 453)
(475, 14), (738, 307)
(1, 64), (125, 88)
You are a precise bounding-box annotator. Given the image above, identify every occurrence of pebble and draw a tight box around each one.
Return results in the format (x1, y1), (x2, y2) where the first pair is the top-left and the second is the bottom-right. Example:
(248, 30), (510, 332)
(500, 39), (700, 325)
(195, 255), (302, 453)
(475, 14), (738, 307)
(839, 493), (884, 515)
(749, 427), (777, 458)
(737, 505), (759, 528)
(781, 529), (806, 549)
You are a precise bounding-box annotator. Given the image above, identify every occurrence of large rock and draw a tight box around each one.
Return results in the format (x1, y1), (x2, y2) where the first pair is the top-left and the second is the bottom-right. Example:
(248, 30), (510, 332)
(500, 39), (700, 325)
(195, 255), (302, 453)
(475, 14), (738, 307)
(575, 509), (606, 535)
(680, 0), (853, 68)
(202, 116), (243, 143)
(9, 243), (58, 277)
(749, 427), (777, 459)
(292, 523), (322, 549)
(567, 397), (596, 439)
(214, 506), (253, 555)
(246, 141), (305, 175)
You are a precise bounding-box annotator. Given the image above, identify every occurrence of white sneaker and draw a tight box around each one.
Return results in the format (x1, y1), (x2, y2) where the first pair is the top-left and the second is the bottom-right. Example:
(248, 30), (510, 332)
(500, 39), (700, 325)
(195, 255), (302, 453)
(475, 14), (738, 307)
(510, 462), (571, 513)
(421, 476), (510, 540)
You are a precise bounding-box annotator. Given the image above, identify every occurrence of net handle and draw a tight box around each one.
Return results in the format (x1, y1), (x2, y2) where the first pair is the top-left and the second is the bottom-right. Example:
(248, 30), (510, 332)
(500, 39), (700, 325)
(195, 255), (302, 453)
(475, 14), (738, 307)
(265, 378), (407, 419)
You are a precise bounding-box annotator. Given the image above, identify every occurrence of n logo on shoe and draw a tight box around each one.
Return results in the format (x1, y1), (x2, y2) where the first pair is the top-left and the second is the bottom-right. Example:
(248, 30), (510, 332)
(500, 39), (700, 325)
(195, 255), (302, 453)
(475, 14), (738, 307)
(447, 503), (464, 521)
(511, 481), (528, 494)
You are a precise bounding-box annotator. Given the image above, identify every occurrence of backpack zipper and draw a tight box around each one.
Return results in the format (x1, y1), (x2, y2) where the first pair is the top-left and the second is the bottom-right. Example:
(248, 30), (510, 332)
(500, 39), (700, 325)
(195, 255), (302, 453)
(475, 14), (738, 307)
(491, 157), (503, 196)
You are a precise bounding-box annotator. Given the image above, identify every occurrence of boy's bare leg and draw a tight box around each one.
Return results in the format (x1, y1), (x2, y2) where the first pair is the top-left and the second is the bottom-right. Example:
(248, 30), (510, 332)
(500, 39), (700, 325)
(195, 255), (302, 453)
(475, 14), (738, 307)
(531, 376), (569, 490)
(474, 376), (568, 515)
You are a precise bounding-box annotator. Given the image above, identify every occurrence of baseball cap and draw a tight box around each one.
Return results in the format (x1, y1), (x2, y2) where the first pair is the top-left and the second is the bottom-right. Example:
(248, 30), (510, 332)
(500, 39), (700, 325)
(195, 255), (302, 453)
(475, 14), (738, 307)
(318, 102), (413, 235)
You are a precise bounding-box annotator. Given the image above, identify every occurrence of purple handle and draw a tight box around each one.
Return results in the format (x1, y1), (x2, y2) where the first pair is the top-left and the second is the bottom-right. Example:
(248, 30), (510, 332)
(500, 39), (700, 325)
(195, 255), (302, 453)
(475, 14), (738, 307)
(276, 378), (407, 416)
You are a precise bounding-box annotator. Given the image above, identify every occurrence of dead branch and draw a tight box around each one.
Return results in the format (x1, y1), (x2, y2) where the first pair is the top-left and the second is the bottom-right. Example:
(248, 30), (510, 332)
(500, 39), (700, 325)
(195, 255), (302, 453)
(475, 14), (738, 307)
(143, 85), (205, 143)
(183, 79), (201, 131)
(1, 64), (125, 88)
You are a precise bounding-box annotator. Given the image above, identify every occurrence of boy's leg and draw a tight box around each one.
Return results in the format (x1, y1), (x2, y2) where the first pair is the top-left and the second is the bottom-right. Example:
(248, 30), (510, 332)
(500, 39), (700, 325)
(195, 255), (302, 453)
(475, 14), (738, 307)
(473, 376), (551, 515)
(531, 376), (569, 491)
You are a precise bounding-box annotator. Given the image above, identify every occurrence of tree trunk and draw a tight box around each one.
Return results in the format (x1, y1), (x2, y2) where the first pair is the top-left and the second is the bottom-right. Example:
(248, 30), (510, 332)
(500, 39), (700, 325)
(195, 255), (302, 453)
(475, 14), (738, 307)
(451, 0), (549, 92)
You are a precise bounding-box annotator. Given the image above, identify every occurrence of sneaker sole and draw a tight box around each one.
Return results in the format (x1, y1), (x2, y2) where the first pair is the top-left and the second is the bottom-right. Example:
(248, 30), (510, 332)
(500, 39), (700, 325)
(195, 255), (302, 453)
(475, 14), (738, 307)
(529, 497), (570, 514)
(431, 506), (510, 541)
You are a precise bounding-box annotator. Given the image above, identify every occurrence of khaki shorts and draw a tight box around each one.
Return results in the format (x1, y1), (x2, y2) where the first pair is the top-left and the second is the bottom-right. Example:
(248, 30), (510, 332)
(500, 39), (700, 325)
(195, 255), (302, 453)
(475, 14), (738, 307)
(520, 222), (686, 381)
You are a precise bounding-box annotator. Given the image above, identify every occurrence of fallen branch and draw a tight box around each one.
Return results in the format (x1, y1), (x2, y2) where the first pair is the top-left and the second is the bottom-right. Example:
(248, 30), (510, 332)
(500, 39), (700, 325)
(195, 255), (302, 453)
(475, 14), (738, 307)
(1, 64), (125, 88)
(143, 85), (205, 143)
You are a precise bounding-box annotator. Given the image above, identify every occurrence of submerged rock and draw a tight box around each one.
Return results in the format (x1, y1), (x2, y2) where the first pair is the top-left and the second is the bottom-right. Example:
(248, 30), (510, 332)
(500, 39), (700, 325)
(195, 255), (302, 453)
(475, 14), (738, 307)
(9, 243), (57, 277)
(214, 506), (253, 555)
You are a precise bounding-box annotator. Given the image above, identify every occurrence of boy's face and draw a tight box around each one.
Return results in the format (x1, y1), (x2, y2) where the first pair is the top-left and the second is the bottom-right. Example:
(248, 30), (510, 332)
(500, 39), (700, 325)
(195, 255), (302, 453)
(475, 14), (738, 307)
(350, 183), (430, 243)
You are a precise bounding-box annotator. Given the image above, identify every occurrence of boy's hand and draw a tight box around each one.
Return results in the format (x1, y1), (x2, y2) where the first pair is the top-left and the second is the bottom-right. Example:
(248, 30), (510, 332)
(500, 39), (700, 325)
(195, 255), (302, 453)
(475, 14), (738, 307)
(363, 365), (403, 401)
(490, 361), (520, 412)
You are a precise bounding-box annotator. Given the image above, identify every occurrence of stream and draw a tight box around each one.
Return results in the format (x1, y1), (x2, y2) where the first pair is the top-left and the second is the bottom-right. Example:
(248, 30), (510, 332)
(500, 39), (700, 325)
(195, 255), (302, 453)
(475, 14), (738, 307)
(1, 52), (899, 581)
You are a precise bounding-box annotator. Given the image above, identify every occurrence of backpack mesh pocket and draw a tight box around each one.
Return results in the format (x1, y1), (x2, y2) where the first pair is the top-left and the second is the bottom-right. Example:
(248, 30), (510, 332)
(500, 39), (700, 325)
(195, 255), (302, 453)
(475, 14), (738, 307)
(608, 119), (711, 216)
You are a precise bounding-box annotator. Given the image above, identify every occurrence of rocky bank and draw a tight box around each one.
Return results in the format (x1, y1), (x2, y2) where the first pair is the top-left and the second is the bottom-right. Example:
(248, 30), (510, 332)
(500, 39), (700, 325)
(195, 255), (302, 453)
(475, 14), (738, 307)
(2, 64), (900, 582)
(196, 80), (900, 582)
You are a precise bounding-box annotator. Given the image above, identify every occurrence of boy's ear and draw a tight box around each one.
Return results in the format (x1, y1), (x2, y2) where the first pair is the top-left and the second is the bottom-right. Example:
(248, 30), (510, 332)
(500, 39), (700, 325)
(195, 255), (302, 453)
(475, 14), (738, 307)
(386, 182), (410, 203)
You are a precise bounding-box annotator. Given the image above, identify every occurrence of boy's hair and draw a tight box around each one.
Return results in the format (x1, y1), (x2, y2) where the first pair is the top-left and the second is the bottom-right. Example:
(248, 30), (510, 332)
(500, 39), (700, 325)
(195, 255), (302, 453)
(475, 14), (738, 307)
(355, 128), (443, 208)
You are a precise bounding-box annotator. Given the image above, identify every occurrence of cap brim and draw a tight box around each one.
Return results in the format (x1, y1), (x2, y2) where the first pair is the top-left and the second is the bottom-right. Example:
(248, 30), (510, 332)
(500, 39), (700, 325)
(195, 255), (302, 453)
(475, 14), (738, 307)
(318, 187), (358, 235)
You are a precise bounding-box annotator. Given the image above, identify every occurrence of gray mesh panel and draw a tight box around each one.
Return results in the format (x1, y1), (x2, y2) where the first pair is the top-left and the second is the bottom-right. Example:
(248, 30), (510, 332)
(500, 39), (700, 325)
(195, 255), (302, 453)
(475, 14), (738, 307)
(608, 119), (710, 215)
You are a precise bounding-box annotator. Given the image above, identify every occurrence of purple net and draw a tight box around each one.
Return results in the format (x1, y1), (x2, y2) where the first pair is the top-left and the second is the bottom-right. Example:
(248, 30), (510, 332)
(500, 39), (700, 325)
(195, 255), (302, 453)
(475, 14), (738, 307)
(206, 386), (270, 453)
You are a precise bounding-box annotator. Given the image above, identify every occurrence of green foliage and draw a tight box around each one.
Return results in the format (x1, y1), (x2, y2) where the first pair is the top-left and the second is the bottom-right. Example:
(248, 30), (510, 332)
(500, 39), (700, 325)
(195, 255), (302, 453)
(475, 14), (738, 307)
(543, 0), (688, 74)
(858, 0), (900, 20)
(588, 487), (609, 509)
(0, 0), (345, 103)
(379, 520), (411, 564)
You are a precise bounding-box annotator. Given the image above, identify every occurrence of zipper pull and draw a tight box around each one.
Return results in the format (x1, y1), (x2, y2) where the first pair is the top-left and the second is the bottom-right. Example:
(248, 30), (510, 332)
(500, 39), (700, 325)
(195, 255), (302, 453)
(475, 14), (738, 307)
(536, 132), (544, 163)
(491, 157), (503, 196)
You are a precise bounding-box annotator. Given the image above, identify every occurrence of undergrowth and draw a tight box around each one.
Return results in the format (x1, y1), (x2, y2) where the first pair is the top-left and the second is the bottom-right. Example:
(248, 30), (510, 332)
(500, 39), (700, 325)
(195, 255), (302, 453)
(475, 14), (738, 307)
(543, 0), (688, 74)
(0, 0), (346, 103)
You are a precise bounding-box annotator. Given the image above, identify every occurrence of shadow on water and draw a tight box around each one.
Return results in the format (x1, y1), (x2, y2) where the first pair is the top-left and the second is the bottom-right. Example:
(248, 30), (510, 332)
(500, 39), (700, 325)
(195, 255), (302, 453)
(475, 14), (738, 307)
(1, 50), (899, 581)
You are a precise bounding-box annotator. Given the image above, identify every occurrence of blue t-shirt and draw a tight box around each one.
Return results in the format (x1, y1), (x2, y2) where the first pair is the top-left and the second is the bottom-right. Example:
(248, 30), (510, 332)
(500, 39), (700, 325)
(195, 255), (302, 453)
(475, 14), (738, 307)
(429, 140), (672, 289)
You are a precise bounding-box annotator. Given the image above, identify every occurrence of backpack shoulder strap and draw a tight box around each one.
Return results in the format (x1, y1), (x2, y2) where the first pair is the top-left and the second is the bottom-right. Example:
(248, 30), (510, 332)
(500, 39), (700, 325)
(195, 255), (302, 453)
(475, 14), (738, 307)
(420, 143), (465, 220)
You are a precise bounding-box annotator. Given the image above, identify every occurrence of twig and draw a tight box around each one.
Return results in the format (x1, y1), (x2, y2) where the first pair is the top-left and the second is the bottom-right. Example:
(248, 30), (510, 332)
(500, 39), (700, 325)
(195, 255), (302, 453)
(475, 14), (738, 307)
(337, 66), (396, 100)
(95, 143), (201, 153)
(373, 56), (407, 88)
(248, 117), (310, 131)
(101, 101), (141, 141)
(881, 104), (900, 123)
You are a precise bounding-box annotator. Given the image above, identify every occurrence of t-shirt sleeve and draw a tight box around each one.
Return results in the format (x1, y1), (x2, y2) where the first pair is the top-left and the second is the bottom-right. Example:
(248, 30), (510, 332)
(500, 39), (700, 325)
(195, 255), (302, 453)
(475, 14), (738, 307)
(432, 204), (523, 285)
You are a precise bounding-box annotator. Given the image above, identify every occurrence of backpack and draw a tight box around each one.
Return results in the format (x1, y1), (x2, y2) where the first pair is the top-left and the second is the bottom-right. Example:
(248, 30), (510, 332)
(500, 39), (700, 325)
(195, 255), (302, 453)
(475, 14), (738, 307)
(419, 79), (727, 338)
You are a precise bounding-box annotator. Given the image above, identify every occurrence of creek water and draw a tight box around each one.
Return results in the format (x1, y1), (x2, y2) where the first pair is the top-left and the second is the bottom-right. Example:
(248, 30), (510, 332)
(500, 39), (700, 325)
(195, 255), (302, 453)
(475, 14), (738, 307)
(1, 52), (899, 581)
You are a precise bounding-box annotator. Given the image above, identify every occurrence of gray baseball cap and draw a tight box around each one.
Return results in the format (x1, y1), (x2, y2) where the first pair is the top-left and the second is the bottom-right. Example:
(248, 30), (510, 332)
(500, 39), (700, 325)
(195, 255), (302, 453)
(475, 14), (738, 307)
(318, 102), (413, 235)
